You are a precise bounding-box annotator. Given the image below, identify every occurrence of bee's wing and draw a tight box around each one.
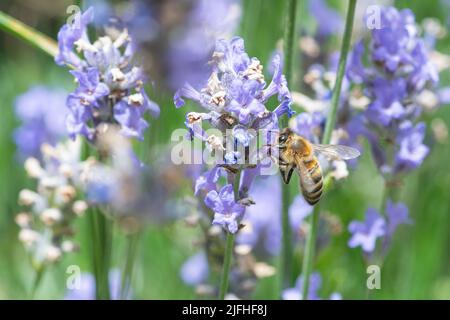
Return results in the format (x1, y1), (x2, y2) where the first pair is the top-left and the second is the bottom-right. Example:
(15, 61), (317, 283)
(312, 144), (360, 161)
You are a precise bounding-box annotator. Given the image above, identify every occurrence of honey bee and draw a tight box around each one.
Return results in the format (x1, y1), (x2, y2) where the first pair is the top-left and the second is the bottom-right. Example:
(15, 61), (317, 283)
(277, 127), (360, 205)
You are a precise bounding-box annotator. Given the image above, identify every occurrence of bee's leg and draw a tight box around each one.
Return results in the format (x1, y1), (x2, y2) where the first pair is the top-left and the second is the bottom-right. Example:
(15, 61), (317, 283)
(217, 164), (238, 174)
(279, 163), (294, 184)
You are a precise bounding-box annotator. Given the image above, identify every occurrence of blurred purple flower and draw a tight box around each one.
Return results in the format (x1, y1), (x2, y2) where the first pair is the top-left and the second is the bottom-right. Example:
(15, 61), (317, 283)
(365, 78), (407, 126)
(348, 208), (385, 253)
(64, 269), (129, 300)
(370, 8), (417, 72)
(237, 177), (312, 255)
(349, 200), (412, 254)
(64, 273), (96, 300)
(205, 184), (245, 234)
(347, 41), (367, 84)
(236, 175), (282, 254)
(385, 200), (412, 238)
(168, 0), (242, 90)
(290, 111), (324, 142)
(282, 272), (341, 300)
(309, 0), (343, 37)
(395, 122), (429, 172)
(13, 86), (68, 159)
(180, 251), (210, 286)
(289, 195), (314, 232)
(438, 87), (450, 105)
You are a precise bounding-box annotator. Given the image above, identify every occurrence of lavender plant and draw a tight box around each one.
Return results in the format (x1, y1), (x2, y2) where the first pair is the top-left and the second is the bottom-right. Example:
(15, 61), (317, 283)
(346, 6), (445, 259)
(53, 7), (161, 300)
(175, 36), (293, 229)
(174, 36), (293, 298)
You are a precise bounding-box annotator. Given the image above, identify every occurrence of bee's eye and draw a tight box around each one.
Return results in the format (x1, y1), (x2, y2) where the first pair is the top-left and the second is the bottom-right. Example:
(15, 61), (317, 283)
(279, 134), (287, 143)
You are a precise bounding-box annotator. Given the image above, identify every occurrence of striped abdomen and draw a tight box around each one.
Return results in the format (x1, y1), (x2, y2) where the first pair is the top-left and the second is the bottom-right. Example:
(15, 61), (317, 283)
(298, 156), (323, 205)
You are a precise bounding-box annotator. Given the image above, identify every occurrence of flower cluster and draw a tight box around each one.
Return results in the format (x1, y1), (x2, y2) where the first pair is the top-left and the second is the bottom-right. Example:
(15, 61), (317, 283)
(13, 86), (68, 159)
(347, 7), (439, 177)
(15, 140), (88, 267)
(348, 200), (411, 254)
(55, 7), (159, 141)
(175, 36), (293, 234)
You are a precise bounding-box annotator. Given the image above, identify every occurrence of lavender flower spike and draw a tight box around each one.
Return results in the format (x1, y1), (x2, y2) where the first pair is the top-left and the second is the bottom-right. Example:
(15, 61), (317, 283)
(56, 7), (160, 141)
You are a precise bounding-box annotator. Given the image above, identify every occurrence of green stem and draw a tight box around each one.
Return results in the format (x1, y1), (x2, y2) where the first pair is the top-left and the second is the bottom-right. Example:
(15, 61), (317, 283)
(301, 202), (320, 299)
(120, 232), (140, 300)
(366, 181), (390, 299)
(218, 171), (240, 300)
(282, 0), (298, 104)
(301, 0), (357, 300)
(280, 184), (293, 287)
(0, 11), (58, 58)
(89, 207), (112, 300)
(279, 0), (298, 293)
(30, 267), (45, 299)
(322, 0), (357, 145)
(218, 232), (235, 300)
(88, 207), (100, 297)
(98, 210), (113, 300)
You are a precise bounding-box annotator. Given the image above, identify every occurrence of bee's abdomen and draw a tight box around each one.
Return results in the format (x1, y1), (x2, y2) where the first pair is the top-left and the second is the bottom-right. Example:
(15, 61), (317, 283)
(301, 158), (323, 205)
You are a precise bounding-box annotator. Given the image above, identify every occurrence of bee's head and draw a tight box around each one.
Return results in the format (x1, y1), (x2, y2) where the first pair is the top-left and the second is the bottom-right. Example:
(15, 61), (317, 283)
(278, 128), (292, 146)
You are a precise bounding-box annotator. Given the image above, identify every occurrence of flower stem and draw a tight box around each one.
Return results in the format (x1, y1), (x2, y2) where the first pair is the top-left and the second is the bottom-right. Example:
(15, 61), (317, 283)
(301, 0), (357, 300)
(218, 171), (241, 300)
(98, 209), (113, 300)
(282, 0), (298, 102)
(218, 232), (235, 300)
(30, 267), (45, 299)
(280, 185), (293, 287)
(0, 11), (58, 58)
(321, 0), (357, 145)
(89, 207), (113, 300)
(279, 0), (298, 293)
(120, 232), (140, 300)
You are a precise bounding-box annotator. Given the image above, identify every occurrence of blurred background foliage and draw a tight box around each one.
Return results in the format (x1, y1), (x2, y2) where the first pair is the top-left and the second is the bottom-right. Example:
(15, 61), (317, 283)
(0, 0), (449, 299)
